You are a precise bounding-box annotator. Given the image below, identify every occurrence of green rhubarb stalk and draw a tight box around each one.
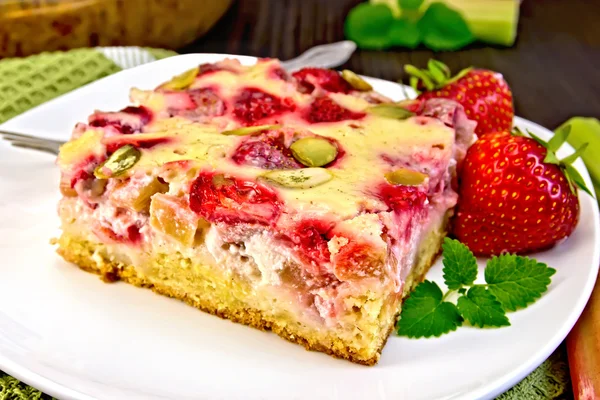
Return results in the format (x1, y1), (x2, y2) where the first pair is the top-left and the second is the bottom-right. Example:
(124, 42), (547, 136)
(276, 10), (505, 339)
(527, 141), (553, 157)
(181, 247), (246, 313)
(567, 276), (600, 400)
(370, 0), (520, 46)
(565, 118), (600, 399)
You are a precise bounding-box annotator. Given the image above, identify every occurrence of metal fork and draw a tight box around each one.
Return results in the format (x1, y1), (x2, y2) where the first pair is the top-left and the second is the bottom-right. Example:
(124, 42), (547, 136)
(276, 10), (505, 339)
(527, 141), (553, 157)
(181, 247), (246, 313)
(0, 130), (64, 155)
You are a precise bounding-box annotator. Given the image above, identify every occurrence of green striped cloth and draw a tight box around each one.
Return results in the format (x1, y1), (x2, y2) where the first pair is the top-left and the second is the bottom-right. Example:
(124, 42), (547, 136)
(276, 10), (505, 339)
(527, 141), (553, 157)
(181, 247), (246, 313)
(0, 47), (572, 400)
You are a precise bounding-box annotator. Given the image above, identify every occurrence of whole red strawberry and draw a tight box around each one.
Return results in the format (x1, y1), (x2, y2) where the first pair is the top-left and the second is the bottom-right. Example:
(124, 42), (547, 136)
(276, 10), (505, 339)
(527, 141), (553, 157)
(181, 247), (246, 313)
(406, 60), (514, 137)
(453, 127), (592, 256)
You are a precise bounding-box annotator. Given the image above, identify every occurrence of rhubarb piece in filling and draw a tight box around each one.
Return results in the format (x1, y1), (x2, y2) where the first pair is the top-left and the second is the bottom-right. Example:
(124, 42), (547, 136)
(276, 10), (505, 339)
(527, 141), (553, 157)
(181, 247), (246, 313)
(55, 59), (476, 365)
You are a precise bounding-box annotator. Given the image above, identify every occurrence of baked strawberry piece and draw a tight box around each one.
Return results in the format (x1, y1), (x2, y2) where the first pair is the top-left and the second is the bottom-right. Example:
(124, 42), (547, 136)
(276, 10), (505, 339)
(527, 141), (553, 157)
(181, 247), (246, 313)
(55, 58), (475, 365)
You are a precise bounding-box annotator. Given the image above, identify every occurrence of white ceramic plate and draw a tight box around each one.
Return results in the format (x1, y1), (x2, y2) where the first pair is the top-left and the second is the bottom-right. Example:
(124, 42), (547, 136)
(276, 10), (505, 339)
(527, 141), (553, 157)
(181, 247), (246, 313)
(0, 54), (598, 400)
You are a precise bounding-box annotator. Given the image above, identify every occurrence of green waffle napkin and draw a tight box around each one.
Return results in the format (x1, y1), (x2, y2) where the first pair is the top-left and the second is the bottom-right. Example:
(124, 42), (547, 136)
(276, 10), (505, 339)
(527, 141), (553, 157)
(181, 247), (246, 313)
(0, 47), (572, 400)
(0, 47), (176, 124)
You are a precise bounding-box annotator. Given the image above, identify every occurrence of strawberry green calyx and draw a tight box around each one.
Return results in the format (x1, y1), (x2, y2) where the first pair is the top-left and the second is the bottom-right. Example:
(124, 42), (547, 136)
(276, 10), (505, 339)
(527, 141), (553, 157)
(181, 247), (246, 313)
(404, 59), (472, 93)
(557, 118), (600, 201)
(514, 126), (594, 197)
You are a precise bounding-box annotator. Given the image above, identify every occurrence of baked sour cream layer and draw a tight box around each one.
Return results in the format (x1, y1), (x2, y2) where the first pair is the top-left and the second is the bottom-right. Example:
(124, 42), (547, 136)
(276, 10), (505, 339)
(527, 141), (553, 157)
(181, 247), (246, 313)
(55, 59), (475, 365)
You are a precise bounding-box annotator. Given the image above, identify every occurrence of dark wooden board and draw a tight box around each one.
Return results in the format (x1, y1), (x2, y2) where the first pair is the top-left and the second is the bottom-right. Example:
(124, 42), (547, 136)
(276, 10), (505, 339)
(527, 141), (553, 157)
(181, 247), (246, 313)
(181, 0), (600, 130)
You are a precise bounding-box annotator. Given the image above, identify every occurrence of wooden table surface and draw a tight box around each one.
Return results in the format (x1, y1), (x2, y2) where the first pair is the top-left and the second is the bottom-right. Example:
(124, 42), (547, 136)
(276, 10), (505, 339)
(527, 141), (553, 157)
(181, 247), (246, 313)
(181, 0), (600, 130)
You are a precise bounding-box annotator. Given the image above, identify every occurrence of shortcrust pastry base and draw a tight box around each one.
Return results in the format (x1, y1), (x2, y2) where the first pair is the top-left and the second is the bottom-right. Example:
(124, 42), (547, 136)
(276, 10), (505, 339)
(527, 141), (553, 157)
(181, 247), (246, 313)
(56, 214), (448, 366)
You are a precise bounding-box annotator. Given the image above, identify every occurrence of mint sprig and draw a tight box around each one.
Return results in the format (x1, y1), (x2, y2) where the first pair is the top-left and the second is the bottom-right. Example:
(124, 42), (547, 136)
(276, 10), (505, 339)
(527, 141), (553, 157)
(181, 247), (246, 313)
(397, 238), (556, 338)
(344, 1), (474, 51)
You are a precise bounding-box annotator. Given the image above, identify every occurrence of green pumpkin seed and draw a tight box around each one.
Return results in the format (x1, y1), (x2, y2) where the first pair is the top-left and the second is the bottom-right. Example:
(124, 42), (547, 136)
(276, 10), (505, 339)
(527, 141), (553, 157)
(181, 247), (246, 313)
(160, 66), (200, 90)
(341, 70), (373, 91)
(221, 124), (281, 136)
(261, 168), (333, 189)
(385, 168), (427, 186)
(94, 145), (141, 179)
(367, 104), (415, 120)
(290, 137), (338, 167)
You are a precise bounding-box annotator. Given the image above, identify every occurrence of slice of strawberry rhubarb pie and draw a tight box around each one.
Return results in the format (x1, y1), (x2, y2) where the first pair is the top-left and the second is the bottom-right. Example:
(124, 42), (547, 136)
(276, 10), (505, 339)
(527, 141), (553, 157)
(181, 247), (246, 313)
(55, 59), (475, 365)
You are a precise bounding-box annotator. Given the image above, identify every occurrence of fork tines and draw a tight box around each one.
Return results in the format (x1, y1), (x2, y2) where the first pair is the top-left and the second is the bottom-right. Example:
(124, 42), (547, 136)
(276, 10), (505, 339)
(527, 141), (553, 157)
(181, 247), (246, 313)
(0, 130), (64, 155)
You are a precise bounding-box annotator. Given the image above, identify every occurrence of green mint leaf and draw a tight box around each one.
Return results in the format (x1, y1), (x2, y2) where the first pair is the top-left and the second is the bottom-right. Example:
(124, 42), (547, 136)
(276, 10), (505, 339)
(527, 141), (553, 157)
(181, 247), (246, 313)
(388, 18), (421, 48)
(399, 0), (425, 10)
(457, 286), (510, 328)
(397, 280), (462, 338)
(442, 237), (478, 290)
(417, 2), (475, 51)
(344, 3), (394, 50)
(485, 254), (556, 311)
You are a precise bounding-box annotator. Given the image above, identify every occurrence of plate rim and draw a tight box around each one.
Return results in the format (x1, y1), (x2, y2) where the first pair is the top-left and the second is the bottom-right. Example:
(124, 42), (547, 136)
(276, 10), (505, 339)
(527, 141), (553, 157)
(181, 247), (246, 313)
(474, 116), (600, 400)
(0, 53), (598, 400)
